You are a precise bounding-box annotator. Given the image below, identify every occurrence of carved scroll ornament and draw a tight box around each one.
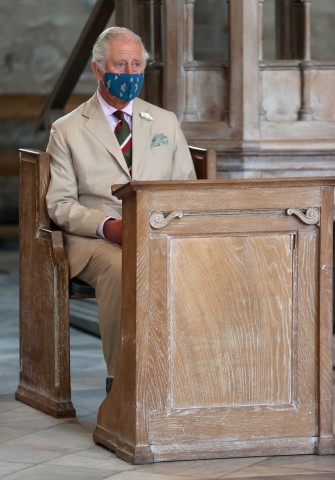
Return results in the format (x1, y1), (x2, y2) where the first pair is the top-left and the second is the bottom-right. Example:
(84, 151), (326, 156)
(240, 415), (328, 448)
(150, 211), (183, 229)
(286, 207), (320, 226)
(150, 207), (320, 229)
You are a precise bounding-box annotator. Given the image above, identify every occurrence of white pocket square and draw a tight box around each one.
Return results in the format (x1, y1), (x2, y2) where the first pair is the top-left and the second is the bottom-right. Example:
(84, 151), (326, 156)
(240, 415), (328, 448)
(140, 112), (153, 121)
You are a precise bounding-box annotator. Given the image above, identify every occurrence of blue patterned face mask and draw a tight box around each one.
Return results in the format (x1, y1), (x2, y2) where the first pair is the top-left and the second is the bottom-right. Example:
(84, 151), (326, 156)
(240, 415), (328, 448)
(104, 73), (144, 101)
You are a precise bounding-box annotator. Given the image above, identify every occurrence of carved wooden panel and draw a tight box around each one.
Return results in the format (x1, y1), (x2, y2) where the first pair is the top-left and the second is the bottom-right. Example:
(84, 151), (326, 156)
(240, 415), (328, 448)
(169, 234), (294, 409)
(147, 209), (318, 448)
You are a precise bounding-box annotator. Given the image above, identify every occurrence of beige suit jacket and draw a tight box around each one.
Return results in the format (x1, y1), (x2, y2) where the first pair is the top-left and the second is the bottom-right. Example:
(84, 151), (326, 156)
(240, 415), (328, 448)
(46, 93), (196, 277)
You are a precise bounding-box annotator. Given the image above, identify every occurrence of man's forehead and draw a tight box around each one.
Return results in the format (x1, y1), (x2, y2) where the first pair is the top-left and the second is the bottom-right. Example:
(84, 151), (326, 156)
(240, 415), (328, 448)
(108, 38), (142, 58)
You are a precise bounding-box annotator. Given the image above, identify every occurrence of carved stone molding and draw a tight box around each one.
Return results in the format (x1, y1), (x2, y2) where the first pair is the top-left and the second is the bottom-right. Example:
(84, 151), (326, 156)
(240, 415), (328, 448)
(286, 207), (320, 226)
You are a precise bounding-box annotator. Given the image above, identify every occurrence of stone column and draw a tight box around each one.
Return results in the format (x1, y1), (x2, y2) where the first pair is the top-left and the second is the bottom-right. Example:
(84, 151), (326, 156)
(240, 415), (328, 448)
(299, 0), (314, 121)
(184, 0), (198, 120)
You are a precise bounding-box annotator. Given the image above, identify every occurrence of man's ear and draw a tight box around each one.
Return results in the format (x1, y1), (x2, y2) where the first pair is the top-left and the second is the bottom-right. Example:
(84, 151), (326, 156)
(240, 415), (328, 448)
(92, 60), (104, 82)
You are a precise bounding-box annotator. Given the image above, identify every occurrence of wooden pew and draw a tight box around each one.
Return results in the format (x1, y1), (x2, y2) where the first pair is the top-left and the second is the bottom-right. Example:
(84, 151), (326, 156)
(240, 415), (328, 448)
(15, 147), (216, 418)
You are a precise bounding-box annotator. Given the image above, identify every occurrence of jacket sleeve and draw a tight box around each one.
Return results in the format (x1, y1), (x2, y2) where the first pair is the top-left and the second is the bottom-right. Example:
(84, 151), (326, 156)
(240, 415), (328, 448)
(46, 121), (110, 238)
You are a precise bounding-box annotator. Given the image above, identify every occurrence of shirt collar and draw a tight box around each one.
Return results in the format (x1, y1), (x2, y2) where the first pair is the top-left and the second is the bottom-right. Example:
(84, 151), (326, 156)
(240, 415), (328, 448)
(97, 90), (133, 118)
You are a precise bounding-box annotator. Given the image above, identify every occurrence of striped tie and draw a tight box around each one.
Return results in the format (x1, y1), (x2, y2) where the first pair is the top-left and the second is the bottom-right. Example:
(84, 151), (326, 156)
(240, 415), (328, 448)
(114, 110), (132, 170)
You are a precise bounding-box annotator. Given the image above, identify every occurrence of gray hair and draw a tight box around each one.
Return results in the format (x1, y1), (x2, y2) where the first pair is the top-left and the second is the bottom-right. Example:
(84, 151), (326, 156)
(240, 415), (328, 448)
(92, 26), (150, 70)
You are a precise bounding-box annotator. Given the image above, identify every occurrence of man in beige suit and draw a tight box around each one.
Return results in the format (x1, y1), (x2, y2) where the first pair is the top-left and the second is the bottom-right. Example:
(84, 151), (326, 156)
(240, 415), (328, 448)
(46, 26), (196, 393)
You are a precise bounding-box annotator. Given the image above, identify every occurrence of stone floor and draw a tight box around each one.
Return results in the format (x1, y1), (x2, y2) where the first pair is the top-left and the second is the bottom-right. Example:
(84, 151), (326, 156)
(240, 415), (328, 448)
(1, 248), (335, 480)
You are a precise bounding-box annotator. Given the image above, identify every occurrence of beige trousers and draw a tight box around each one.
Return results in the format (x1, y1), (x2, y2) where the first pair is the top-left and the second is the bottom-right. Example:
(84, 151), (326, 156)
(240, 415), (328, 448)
(75, 241), (122, 377)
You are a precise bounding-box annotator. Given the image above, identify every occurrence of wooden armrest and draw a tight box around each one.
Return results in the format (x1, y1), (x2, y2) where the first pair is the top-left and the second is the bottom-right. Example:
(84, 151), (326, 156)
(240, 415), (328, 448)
(189, 146), (217, 180)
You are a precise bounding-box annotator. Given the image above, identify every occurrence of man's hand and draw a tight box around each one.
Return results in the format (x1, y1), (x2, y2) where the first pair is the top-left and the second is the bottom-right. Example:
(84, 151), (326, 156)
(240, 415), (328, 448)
(103, 218), (122, 245)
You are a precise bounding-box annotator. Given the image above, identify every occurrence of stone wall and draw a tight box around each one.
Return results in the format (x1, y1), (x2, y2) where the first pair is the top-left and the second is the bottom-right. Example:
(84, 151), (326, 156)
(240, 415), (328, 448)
(0, 0), (115, 94)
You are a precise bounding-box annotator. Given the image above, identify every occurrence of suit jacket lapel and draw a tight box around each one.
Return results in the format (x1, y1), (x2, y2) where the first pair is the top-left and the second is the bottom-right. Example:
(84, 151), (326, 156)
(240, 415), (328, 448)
(82, 94), (130, 176)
